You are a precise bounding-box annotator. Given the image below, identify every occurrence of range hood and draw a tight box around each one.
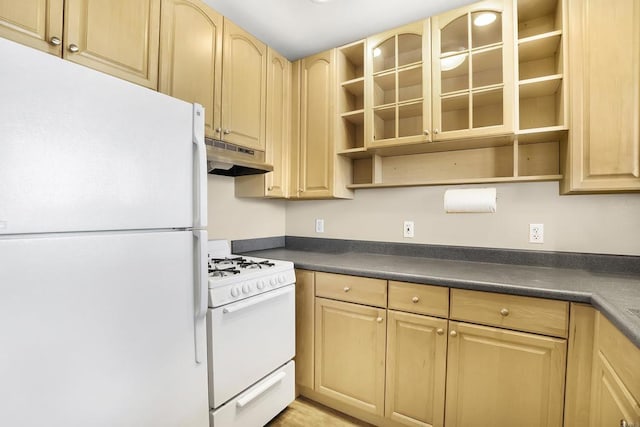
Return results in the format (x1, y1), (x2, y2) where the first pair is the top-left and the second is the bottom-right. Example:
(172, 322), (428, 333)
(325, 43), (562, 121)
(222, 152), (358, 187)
(205, 138), (273, 176)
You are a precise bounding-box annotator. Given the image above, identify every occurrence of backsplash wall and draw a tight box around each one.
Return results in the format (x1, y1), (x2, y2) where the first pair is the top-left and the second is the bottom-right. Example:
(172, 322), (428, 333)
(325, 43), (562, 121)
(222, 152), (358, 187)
(285, 181), (640, 256)
(207, 175), (286, 241)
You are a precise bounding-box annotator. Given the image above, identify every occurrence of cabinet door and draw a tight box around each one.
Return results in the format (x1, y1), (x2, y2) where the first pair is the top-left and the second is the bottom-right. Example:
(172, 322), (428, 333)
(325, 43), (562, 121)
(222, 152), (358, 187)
(0, 0), (63, 55)
(298, 49), (335, 198)
(221, 18), (267, 150)
(563, 0), (640, 192)
(295, 269), (315, 390)
(386, 310), (447, 427)
(264, 47), (291, 197)
(366, 20), (431, 148)
(63, 0), (160, 89)
(431, 0), (514, 141)
(589, 351), (640, 427)
(445, 321), (566, 427)
(158, 0), (222, 139)
(315, 297), (386, 416)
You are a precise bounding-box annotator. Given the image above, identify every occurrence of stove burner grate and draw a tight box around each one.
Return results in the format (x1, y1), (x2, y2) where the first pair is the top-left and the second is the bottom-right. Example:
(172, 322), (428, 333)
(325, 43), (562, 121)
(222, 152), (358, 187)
(238, 260), (275, 269)
(210, 256), (247, 265)
(208, 267), (241, 277)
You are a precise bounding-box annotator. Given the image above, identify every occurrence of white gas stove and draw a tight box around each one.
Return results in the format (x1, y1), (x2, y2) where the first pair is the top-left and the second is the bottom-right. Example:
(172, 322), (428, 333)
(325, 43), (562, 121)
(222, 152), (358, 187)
(206, 240), (295, 427)
(207, 240), (295, 308)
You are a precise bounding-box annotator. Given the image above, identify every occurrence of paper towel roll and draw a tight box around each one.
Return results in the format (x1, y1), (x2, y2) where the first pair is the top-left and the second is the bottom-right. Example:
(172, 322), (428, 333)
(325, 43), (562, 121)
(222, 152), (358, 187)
(444, 188), (497, 213)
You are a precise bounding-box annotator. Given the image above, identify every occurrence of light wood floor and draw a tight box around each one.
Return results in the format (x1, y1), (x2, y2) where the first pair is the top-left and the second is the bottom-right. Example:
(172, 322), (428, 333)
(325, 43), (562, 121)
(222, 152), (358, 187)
(267, 397), (373, 426)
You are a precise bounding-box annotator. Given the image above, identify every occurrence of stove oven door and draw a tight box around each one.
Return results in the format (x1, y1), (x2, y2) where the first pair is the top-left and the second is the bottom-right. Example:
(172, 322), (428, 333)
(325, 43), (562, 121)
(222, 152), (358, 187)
(207, 284), (295, 409)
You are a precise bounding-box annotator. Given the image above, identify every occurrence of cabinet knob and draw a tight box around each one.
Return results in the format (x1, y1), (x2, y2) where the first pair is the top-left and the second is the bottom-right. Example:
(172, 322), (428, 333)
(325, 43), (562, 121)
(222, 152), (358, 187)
(620, 420), (628, 427)
(412, 296), (419, 303)
(500, 308), (510, 317)
(423, 130), (430, 136)
(223, 129), (231, 135)
(436, 328), (444, 335)
(376, 317), (383, 323)
(68, 43), (79, 53)
(343, 286), (350, 292)
(434, 129), (440, 134)
(450, 330), (457, 337)
(215, 128), (222, 133)
(267, 186), (273, 191)
(50, 36), (61, 46)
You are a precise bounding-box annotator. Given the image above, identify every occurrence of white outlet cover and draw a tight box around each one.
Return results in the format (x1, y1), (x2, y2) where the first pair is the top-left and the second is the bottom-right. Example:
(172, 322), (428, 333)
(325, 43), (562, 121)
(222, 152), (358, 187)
(315, 219), (325, 233)
(529, 223), (544, 243)
(403, 220), (415, 238)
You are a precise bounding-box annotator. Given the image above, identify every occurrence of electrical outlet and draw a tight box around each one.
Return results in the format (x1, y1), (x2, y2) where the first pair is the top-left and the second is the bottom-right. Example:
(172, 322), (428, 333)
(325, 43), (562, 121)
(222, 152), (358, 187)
(315, 219), (325, 233)
(529, 223), (544, 244)
(403, 220), (415, 238)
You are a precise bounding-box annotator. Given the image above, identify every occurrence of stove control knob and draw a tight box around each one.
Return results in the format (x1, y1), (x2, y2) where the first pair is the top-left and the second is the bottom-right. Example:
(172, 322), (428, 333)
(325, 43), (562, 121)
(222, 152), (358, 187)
(257, 280), (266, 290)
(242, 284), (250, 294)
(230, 287), (240, 298)
(270, 278), (277, 287)
(278, 275), (286, 284)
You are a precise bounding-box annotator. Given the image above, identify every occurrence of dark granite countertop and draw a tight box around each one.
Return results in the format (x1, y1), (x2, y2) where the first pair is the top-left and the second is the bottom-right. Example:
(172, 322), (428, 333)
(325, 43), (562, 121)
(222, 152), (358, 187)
(243, 247), (640, 349)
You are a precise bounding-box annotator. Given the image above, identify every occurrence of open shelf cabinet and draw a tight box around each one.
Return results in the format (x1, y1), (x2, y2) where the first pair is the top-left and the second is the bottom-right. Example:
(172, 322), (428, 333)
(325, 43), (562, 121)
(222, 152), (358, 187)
(337, 40), (366, 155)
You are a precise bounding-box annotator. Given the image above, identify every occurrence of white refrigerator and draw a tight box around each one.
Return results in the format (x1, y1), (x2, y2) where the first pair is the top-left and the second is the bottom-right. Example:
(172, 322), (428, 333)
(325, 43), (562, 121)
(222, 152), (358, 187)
(0, 38), (209, 426)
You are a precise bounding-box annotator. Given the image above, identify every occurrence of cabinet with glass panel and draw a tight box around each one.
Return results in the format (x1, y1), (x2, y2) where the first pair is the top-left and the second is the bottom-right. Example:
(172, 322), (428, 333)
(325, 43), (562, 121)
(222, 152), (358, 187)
(364, 20), (430, 149)
(431, 0), (515, 141)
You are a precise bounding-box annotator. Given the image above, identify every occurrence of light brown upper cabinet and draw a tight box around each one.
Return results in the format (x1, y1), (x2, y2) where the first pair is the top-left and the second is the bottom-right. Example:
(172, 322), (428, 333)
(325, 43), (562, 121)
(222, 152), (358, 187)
(293, 49), (353, 199)
(218, 18), (267, 151)
(236, 47), (291, 198)
(431, 0), (515, 141)
(365, 20), (431, 149)
(0, 0), (160, 89)
(158, 0), (222, 139)
(561, 0), (640, 193)
(0, 0), (64, 55)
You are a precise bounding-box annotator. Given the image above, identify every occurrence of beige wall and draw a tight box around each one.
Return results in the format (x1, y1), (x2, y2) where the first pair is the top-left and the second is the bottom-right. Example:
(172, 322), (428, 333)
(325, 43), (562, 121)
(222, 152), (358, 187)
(285, 181), (640, 256)
(207, 175), (286, 241)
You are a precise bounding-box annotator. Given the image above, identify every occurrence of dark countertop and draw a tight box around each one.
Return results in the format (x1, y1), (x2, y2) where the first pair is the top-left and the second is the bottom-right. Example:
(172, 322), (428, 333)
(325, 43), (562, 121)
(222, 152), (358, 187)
(243, 248), (640, 348)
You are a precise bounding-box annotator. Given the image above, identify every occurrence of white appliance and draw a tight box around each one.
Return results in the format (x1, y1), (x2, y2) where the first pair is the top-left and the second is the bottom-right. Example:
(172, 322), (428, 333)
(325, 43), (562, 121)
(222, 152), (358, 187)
(0, 39), (209, 426)
(206, 240), (295, 426)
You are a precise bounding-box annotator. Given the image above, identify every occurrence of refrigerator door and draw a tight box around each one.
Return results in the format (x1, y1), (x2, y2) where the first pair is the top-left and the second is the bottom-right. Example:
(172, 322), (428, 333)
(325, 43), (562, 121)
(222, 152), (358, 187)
(0, 38), (200, 234)
(0, 231), (208, 427)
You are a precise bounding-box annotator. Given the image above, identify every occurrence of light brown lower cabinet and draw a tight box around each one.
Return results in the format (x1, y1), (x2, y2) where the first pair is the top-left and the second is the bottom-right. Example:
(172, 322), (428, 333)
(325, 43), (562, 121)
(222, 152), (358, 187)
(385, 310), (447, 427)
(444, 321), (567, 427)
(589, 313), (640, 427)
(314, 297), (387, 416)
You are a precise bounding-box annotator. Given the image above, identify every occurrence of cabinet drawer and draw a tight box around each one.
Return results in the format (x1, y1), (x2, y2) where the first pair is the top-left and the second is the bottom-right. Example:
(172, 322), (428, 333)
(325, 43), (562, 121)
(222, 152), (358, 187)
(388, 281), (449, 317)
(450, 289), (569, 338)
(315, 272), (387, 307)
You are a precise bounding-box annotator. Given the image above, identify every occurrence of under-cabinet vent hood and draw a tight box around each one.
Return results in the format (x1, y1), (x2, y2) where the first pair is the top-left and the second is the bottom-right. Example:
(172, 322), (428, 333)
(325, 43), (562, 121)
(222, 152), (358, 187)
(205, 138), (273, 176)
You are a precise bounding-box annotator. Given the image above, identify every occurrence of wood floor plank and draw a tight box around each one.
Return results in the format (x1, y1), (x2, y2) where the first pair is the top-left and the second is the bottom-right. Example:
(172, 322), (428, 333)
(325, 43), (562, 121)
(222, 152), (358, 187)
(267, 397), (373, 426)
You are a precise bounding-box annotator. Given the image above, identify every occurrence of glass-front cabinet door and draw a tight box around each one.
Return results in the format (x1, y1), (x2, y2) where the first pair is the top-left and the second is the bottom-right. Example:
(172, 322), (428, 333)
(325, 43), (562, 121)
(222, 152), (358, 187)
(431, 0), (514, 141)
(365, 20), (430, 149)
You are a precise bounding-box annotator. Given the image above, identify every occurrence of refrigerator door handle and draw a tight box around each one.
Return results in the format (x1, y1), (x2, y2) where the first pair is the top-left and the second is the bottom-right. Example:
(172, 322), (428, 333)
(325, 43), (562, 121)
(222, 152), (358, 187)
(192, 103), (207, 230)
(193, 229), (208, 364)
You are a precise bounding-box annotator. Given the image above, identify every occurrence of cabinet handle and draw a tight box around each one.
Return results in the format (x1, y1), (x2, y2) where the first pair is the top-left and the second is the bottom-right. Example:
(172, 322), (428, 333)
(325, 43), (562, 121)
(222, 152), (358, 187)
(436, 328), (444, 335)
(50, 36), (61, 46)
(500, 308), (510, 317)
(343, 286), (350, 292)
(450, 330), (457, 337)
(412, 296), (419, 303)
(68, 43), (79, 53)
(376, 317), (383, 323)
(223, 129), (231, 135)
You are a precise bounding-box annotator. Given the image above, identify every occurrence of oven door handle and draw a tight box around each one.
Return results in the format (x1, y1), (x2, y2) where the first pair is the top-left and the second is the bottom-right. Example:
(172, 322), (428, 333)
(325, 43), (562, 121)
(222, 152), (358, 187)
(236, 371), (287, 409)
(222, 285), (293, 315)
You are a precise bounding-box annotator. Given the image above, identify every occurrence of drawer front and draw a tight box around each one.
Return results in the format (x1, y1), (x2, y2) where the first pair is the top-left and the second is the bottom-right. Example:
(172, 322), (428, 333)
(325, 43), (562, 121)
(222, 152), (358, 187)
(450, 289), (569, 338)
(388, 281), (449, 317)
(315, 272), (387, 307)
